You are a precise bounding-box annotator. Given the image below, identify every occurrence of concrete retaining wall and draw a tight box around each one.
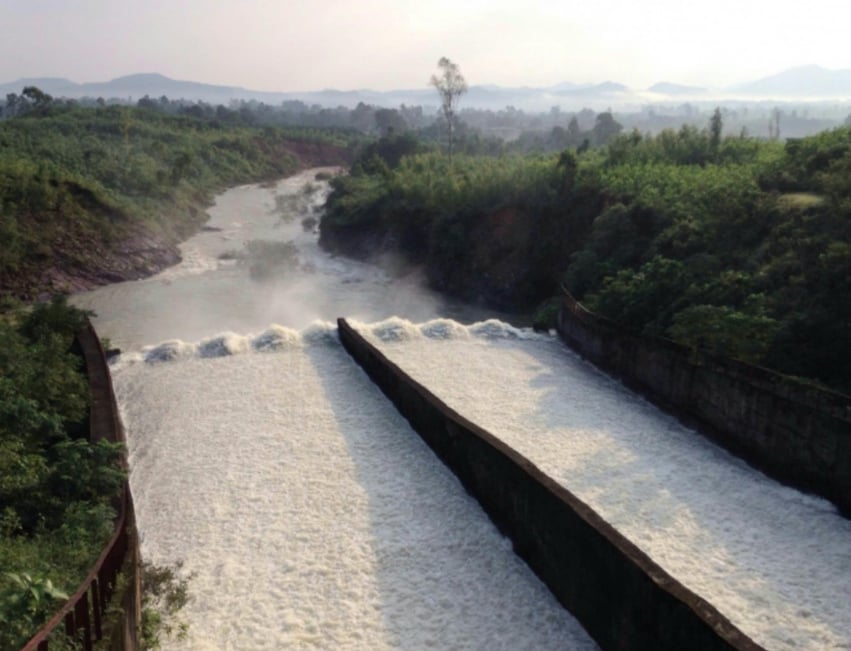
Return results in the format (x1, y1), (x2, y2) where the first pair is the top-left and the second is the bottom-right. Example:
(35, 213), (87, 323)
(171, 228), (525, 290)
(556, 293), (851, 517)
(337, 318), (763, 651)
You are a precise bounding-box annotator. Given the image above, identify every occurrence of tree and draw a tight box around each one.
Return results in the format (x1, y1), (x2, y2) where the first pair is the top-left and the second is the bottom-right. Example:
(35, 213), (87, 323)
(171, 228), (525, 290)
(556, 149), (578, 193)
(592, 111), (622, 146)
(4, 93), (18, 117)
(374, 108), (407, 136)
(21, 86), (53, 113)
(430, 57), (467, 160)
(709, 107), (723, 152)
(349, 101), (375, 132)
(769, 107), (782, 140)
(566, 116), (582, 146)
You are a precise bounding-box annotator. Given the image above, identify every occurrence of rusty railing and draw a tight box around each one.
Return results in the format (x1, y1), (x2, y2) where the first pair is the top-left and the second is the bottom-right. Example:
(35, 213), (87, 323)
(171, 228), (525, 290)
(20, 322), (141, 651)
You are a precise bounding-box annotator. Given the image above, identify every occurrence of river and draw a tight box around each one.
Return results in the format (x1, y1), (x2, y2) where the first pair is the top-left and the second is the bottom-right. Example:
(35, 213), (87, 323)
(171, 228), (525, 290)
(74, 169), (517, 350)
(74, 169), (851, 650)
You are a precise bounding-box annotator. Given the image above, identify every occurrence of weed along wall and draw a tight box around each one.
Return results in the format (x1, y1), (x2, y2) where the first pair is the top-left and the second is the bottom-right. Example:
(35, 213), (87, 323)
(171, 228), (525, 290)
(556, 292), (851, 518)
(337, 318), (763, 651)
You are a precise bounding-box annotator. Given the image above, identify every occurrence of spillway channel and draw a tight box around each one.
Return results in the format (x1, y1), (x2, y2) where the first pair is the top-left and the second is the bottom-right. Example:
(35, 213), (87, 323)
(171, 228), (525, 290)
(114, 324), (599, 650)
(353, 317), (851, 651)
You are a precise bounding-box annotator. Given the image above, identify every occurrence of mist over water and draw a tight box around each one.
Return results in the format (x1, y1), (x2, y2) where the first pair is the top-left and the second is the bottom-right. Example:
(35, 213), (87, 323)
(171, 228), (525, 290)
(75, 169), (514, 350)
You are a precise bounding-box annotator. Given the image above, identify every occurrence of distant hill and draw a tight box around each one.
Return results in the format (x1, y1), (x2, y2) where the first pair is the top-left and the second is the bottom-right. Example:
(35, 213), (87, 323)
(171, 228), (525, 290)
(581, 81), (628, 94)
(2, 67), (850, 112)
(648, 82), (706, 95)
(729, 65), (851, 97)
(0, 73), (272, 104)
(0, 74), (635, 112)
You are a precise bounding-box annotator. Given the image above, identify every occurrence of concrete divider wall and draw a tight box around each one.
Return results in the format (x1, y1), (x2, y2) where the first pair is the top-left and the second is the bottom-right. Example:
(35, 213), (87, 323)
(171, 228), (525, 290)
(337, 318), (763, 651)
(556, 293), (851, 517)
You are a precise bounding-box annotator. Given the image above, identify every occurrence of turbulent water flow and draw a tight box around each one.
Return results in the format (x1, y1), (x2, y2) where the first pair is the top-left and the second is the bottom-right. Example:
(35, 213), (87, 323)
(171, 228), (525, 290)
(74, 169), (514, 350)
(114, 325), (598, 650)
(356, 318), (851, 651)
(80, 171), (849, 649)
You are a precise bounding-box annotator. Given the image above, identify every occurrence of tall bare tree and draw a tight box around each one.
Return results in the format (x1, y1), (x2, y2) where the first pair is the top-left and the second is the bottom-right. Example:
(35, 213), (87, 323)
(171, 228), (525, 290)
(430, 57), (467, 160)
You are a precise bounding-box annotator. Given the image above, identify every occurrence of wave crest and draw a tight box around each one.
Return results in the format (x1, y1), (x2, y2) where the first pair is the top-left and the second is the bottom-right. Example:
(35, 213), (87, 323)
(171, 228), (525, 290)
(111, 316), (544, 368)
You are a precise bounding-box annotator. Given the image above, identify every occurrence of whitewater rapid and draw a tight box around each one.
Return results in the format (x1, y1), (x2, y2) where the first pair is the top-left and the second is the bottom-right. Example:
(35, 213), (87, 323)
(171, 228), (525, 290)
(114, 322), (599, 650)
(353, 318), (851, 651)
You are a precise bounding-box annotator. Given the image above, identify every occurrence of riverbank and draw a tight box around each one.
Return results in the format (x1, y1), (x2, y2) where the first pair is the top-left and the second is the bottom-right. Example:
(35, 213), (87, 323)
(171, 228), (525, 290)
(0, 104), (353, 303)
(319, 131), (851, 394)
(3, 210), (191, 300)
(5, 147), (350, 302)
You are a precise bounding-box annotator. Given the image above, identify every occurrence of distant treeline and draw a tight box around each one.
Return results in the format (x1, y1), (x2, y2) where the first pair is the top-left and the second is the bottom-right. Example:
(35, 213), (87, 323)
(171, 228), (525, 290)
(322, 120), (851, 394)
(5, 86), (849, 149)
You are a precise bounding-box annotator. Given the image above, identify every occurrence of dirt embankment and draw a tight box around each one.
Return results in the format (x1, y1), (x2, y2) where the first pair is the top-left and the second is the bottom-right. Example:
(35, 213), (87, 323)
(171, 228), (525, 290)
(279, 141), (353, 168)
(427, 207), (547, 309)
(321, 205), (562, 312)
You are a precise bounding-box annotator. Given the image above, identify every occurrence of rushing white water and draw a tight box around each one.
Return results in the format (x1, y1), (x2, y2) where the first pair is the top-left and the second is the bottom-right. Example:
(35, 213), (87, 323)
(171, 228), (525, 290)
(114, 325), (599, 650)
(80, 170), (850, 649)
(354, 318), (851, 651)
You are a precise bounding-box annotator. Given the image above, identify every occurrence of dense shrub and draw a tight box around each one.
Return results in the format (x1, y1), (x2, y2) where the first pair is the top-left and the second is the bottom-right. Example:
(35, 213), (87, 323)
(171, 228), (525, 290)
(0, 297), (124, 649)
(323, 126), (851, 392)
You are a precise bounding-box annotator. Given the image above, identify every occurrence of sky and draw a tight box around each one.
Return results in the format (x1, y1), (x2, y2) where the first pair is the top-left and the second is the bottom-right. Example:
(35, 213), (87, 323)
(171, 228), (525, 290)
(2, 0), (851, 92)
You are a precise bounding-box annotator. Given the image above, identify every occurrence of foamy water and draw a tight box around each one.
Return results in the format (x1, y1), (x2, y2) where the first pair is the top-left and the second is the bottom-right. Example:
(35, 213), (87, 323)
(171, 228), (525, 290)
(114, 323), (598, 650)
(354, 318), (851, 651)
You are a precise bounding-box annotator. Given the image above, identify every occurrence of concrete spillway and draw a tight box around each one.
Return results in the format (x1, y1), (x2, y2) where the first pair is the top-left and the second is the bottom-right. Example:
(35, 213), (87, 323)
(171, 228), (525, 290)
(352, 317), (851, 651)
(114, 324), (598, 650)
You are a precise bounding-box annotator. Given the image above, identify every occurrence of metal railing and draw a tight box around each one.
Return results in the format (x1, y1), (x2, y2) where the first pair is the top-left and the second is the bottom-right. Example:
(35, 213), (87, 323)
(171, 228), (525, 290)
(20, 322), (141, 651)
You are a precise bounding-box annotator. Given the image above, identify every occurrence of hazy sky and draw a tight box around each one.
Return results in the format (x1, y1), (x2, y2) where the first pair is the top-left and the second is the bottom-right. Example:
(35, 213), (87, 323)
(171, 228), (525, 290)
(2, 0), (850, 91)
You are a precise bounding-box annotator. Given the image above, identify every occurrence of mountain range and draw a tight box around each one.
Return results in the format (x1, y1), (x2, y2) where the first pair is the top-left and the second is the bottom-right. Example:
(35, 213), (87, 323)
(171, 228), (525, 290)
(2, 66), (850, 112)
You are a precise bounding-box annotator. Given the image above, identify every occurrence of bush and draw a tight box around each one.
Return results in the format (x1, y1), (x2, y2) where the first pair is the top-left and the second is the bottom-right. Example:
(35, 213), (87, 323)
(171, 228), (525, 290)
(0, 298), (124, 645)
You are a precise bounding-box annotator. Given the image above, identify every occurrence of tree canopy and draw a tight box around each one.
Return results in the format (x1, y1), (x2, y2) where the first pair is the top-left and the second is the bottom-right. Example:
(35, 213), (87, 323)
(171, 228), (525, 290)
(430, 57), (468, 159)
(322, 123), (851, 394)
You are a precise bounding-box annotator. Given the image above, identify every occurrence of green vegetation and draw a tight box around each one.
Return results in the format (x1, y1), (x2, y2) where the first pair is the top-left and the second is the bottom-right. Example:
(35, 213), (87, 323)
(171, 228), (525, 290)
(322, 122), (851, 393)
(0, 297), (124, 649)
(140, 561), (193, 650)
(0, 99), (353, 299)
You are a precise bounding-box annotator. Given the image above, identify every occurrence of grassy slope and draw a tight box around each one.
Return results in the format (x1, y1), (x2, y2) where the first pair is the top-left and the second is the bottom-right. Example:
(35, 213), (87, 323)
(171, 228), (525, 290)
(0, 106), (353, 300)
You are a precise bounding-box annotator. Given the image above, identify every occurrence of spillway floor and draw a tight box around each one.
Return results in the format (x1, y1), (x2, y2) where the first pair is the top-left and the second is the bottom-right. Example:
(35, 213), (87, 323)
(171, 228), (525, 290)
(115, 327), (599, 650)
(356, 318), (851, 651)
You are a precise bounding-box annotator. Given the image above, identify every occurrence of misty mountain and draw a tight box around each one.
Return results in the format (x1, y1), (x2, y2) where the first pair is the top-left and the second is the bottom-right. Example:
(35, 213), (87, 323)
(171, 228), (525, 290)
(0, 74), (633, 112)
(729, 65), (851, 97)
(0, 73), (277, 104)
(546, 81), (585, 92)
(648, 82), (706, 95)
(576, 81), (628, 94)
(2, 67), (850, 113)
